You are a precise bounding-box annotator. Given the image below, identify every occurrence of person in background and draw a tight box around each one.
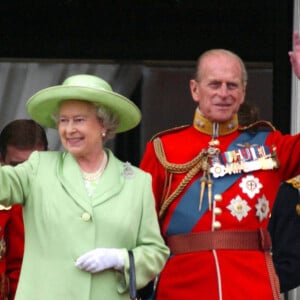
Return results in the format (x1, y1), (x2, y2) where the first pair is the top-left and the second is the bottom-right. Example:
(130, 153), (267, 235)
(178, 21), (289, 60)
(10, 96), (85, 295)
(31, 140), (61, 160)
(140, 32), (300, 300)
(268, 176), (300, 298)
(237, 102), (260, 126)
(0, 119), (48, 300)
(0, 74), (169, 300)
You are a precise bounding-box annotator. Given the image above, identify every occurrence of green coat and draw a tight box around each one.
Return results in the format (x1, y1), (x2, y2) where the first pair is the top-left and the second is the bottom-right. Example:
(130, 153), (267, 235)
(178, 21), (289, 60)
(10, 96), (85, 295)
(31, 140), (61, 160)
(0, 149), (169, 300)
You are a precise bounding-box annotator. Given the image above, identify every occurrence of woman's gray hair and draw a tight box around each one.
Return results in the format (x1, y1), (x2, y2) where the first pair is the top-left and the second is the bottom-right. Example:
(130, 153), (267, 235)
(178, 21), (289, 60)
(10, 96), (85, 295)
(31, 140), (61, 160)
(51, 101), (120, 144)
(94, 104), (119, 143)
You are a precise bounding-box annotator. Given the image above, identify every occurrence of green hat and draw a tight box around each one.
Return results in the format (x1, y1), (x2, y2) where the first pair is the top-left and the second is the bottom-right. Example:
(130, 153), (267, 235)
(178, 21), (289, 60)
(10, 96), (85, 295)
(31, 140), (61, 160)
(26, 74), (142, 133)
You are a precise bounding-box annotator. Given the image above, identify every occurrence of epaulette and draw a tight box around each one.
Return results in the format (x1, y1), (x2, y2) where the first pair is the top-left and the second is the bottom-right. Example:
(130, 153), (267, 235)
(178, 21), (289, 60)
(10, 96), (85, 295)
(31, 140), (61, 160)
(286, 175), (300, 189)
(150, 125), (190, 141)
(238, 120), (276, 132)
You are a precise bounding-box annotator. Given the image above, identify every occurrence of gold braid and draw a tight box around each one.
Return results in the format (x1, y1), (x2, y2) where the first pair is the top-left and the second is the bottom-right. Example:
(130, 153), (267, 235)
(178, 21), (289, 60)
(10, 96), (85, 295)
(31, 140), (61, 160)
(153, 137), (208, 218)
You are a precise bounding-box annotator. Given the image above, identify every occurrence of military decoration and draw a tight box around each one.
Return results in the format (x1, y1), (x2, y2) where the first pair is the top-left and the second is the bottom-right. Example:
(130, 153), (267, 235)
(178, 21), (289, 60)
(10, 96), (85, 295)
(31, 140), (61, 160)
(255, 195), (270, 222)
(227, 195), (251, 221)
(239, 175), (262, 199)
(209, 144), (279, 178)
(210, 163), (226, 178)
(199, 136), (220, 210)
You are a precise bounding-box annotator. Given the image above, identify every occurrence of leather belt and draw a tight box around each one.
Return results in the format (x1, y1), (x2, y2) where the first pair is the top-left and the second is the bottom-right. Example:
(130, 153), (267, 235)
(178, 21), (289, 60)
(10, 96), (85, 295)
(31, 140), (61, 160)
(166, 229), (279, 300)
(167, 228), (271, 255)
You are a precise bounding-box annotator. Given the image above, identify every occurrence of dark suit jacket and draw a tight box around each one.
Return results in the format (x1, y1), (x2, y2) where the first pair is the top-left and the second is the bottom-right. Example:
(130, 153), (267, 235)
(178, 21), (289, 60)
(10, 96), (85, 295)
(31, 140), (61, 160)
(268, 181), (300, 293)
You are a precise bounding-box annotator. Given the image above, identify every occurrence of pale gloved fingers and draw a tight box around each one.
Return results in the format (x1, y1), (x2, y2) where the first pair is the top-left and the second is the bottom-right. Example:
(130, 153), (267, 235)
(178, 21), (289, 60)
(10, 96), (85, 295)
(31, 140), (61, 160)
(75, 252), (99, 273)
(75, 248), (124, 273)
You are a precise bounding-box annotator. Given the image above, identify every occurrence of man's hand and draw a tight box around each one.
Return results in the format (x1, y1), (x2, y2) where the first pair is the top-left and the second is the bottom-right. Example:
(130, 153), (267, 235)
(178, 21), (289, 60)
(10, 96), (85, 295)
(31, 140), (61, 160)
(289, 32), (300, 79)
(75, 248), (124, 273)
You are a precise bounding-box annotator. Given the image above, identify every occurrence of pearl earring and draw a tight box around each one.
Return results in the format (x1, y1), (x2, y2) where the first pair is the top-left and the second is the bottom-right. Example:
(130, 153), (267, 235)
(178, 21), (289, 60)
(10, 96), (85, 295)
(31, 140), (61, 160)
(102, 132), (106, 137)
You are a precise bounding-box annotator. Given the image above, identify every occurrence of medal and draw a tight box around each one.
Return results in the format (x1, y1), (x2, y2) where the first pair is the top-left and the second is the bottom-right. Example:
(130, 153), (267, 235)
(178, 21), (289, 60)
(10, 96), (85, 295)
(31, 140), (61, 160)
(239, 175), (262, 199)
(255, 195), (270, 221)
(227, 195), (251, 221)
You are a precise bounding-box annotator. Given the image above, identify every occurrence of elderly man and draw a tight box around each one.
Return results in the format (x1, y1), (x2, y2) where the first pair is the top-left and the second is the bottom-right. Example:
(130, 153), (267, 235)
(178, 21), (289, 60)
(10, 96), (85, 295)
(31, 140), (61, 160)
(140, 33), (300, 300)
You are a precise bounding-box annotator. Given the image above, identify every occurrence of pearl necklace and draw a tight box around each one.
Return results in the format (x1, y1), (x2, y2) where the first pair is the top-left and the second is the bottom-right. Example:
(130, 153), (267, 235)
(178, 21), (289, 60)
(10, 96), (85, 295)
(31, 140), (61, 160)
(81, 152), (108, 181)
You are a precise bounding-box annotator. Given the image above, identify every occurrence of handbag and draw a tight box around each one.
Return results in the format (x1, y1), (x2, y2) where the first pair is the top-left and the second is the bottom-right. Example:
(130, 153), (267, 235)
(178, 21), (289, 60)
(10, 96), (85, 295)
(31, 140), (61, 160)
(128, 250), (154, 300)
(128, 250), (139, 300)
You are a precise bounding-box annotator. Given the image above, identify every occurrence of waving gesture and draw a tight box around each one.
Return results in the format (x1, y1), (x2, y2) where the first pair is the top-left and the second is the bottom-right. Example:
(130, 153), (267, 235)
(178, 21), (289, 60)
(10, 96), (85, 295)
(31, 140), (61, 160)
(289, 32), (300, 79)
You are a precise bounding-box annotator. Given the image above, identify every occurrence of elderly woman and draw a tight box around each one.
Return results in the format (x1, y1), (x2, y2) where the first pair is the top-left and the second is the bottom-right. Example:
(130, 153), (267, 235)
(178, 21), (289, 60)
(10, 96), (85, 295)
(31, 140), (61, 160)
(0, 74), (169, 300)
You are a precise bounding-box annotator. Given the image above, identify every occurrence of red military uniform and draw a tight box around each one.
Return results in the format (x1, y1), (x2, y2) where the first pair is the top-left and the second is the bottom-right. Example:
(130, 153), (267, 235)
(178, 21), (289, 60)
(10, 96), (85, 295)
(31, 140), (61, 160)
(0, 205), (24, 300)
(140, 109), (300, 300)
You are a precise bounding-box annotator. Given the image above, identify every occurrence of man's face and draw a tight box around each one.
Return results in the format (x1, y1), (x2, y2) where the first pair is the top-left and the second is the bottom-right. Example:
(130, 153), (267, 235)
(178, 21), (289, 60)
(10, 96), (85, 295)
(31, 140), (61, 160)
(3, 144), (45, 166)
(190, 52), (246, 123)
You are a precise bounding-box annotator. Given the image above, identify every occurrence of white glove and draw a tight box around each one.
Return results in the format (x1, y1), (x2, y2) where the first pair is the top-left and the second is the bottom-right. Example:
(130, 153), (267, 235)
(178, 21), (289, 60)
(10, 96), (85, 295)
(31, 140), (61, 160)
(75, 248), (124, 273)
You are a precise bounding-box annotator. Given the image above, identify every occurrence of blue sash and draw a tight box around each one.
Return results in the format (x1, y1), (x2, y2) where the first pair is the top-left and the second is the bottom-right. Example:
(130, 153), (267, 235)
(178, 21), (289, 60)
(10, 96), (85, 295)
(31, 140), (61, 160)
(166, 130), (270, 235)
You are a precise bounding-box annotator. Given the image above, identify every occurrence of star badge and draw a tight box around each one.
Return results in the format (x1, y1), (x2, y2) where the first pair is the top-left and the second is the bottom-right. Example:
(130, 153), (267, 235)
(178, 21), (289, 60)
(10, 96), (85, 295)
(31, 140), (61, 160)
(239, 175), (262, 199)
(227, 195), (251, 221)
(255, 195), (270, 222)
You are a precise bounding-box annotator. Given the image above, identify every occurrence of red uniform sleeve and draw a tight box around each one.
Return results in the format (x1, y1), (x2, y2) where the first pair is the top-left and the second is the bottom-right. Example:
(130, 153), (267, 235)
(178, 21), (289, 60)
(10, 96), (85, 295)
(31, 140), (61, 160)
(0, 209), (11, 300)
(266, 130), (300, 181)
(5, 205), (24, 300)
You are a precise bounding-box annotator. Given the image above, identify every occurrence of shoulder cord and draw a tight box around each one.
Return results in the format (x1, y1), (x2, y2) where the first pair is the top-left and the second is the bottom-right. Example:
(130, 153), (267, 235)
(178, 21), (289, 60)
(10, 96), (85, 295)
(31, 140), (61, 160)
(153, 137), (207, 218)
